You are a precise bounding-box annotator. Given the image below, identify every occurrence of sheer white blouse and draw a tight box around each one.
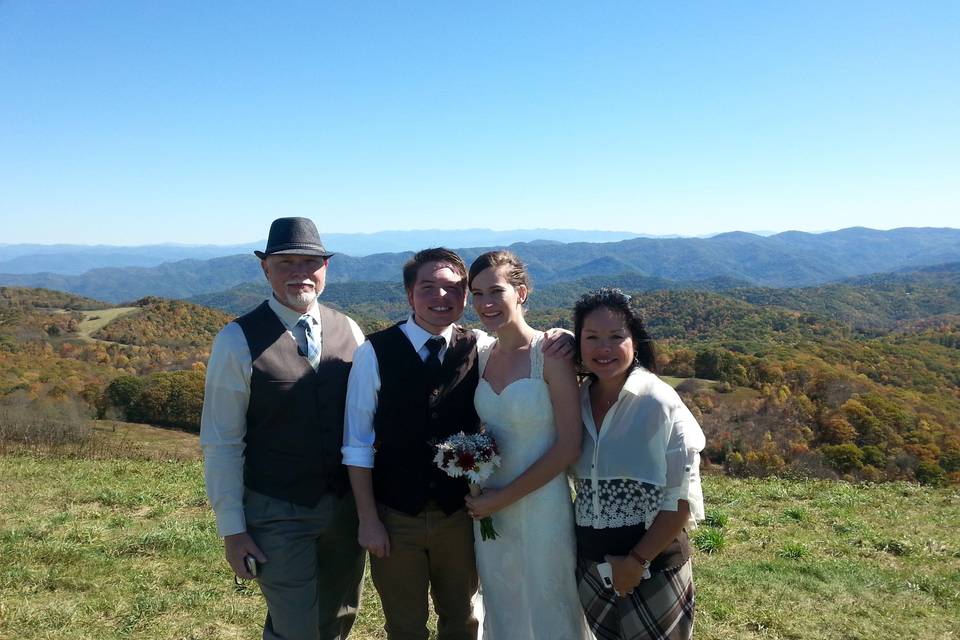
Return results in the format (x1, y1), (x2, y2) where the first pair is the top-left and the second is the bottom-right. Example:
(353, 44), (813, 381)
(570, 367), (706, 531)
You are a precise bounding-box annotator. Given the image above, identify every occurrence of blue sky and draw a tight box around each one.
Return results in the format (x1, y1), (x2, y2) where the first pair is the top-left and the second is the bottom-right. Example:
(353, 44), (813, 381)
(1, 1), (957, 244)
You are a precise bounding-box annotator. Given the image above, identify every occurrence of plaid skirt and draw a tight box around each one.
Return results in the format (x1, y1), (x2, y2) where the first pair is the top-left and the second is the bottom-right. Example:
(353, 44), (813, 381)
(576, 557), (695, 640)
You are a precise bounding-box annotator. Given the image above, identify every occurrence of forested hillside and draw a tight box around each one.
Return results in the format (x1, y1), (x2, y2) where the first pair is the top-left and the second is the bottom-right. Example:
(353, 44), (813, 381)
(0, 291), (225, 431)
(2, 267), (959, 485)
(91, 297), (232, 348)
(197, 269), (960, 485)
(0, 287), (112, 311)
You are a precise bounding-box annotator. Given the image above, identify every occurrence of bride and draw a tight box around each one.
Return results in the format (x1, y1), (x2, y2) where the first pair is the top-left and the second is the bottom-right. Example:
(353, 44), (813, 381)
(464, 250), (591, 639)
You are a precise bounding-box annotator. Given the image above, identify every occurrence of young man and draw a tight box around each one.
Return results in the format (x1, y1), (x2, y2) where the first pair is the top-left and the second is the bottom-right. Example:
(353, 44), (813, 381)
(201, 217), (365, 640)
(343, 248), (572, 640)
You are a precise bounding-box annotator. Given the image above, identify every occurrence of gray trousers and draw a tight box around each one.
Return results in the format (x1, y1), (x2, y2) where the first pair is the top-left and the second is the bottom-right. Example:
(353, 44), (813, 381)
(245, 489), (366, 640)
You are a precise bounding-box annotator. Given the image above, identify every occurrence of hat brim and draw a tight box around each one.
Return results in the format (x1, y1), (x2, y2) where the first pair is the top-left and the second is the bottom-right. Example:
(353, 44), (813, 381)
(255, 248), (335, 259)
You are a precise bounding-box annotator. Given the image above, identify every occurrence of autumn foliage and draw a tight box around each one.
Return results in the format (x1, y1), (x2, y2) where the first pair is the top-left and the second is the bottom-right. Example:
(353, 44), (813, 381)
(2, 282), (958, 485)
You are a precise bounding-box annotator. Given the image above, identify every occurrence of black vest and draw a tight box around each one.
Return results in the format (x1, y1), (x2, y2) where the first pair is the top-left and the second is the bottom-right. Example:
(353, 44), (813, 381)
(369, 322), (480, 516)
(236, 301), (356, 506)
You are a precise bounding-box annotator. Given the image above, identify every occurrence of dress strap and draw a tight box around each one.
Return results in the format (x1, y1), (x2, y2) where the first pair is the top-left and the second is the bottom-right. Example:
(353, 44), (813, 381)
(478, 338), (495, 376)
(530, 332), (545, 380)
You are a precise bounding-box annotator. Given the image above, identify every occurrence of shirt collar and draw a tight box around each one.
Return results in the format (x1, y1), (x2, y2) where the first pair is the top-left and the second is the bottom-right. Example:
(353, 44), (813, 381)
(402, 313), (455, 352)
(268, 295), (321, 329)
(581, 366), (653, 401)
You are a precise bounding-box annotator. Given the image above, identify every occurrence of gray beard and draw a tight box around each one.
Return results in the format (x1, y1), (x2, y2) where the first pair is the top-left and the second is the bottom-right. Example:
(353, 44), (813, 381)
(285, 289), (318, 309)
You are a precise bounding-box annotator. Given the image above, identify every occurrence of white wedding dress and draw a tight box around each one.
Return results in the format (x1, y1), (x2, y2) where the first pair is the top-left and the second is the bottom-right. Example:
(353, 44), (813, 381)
(473, 333), (591, 640)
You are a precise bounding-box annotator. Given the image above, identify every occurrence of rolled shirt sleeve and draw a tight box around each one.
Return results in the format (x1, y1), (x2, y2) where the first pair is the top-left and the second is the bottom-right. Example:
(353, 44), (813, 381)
(661, 402), (706, 527)
(342, 340), (380, 468)
(199, 323), (252, 537)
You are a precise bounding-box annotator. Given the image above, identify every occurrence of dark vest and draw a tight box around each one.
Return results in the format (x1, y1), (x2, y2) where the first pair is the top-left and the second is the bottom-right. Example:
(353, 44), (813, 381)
(368, 322), (480, 516)
(236, 301), (356, 506)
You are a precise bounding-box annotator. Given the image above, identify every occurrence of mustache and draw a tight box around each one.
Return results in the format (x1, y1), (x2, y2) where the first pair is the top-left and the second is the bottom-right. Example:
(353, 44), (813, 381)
(285, 280), (315, 287)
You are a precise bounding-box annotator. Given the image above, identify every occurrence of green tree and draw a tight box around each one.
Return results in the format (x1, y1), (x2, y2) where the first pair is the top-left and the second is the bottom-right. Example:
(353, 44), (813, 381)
(915, 461), (946, 486)
(131, 370), (205, 431)
(662, 348), (696, 377)
(101, 375), (146, 420)
(821, 444), (865, 473)
(695, 349), (749, 385)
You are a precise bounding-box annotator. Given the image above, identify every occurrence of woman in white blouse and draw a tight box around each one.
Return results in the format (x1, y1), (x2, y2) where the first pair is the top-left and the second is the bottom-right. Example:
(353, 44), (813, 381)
(570, 288), (705, 640)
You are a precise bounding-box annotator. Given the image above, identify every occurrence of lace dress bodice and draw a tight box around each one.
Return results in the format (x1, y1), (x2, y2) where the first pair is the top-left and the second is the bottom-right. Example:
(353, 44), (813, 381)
(475, 333), (555, 488)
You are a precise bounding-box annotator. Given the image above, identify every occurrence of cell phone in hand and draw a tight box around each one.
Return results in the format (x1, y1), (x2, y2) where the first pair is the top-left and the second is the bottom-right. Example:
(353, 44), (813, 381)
(596, 562), (613, 589)
(244, 554), (258, 578)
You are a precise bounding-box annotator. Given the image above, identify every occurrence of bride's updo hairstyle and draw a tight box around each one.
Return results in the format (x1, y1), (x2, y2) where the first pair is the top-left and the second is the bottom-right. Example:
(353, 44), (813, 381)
(573, 287), (657, 374)
(468, 250), (532, 302)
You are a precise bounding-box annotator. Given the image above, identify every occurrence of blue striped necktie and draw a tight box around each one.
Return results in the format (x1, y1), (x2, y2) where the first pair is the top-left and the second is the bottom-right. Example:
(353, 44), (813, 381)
(296, 316), (320, 366)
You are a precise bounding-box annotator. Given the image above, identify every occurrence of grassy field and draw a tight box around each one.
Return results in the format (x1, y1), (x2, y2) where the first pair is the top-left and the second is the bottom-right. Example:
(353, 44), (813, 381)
(88, 421), (202, 460)
(1, 452), (958, 639)
(74, 307), (138, 341)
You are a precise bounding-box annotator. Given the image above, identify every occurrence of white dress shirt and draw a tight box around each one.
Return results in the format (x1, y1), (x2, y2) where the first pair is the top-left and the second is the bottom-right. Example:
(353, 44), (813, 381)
(200, 296), (365, 537)
(341, 315), (494, 469)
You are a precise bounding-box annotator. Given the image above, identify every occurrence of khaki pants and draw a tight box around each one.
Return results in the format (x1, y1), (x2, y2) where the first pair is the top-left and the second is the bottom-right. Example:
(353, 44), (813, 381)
(370, 503), (479, 640)
(245, 490), (366, 640)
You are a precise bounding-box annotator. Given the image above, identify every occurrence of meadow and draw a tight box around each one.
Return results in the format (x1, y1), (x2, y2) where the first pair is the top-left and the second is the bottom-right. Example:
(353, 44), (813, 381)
(1, 426), (958, 639)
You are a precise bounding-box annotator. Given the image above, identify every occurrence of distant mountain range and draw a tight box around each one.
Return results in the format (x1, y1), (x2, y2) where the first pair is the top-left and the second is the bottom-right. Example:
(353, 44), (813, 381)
(0, 242), (259, 275)
(0, 228), (645, 274)
(1, 227), (958, 303)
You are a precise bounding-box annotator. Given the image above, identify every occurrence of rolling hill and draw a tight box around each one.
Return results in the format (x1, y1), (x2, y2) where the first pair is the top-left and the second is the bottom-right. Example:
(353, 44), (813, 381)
(2, 227), (959, 303)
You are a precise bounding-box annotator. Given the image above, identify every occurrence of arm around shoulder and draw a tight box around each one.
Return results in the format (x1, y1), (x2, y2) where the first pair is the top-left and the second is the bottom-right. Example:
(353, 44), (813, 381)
(540, 327), (575, 360)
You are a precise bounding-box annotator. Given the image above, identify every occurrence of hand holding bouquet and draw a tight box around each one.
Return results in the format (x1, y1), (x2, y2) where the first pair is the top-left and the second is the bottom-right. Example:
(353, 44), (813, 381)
(433, 431), (501, 540)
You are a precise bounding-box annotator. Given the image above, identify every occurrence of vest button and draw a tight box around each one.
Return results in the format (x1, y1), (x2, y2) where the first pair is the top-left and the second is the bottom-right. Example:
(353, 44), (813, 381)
(431, 412), (439, 419)
(431, 389), (440, 397)
(428, 481), (437, 489)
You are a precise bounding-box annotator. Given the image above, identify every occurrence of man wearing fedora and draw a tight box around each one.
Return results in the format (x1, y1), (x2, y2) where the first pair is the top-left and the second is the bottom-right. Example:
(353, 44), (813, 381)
(201, 217), (366, 640)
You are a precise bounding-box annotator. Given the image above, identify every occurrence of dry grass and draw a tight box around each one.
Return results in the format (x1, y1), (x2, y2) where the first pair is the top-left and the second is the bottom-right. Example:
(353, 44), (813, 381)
(74, 307), (138, 342)
(0, 406), (200, 461)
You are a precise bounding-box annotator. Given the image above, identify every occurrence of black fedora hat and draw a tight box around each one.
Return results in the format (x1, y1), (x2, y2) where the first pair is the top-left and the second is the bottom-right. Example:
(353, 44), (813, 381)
(254, 217), (334, 259)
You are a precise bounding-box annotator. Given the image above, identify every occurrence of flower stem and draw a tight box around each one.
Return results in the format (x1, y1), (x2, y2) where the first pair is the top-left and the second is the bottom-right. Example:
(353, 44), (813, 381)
(469, 483), (499, 541)
(479, 516), (499, 541)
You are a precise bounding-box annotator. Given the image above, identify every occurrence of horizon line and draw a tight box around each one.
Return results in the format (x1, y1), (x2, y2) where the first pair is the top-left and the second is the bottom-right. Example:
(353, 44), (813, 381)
(4, 224), (958, 249)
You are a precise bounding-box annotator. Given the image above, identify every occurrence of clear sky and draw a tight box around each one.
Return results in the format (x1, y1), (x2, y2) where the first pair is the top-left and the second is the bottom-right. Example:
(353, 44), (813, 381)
(1, 1), (957, 245)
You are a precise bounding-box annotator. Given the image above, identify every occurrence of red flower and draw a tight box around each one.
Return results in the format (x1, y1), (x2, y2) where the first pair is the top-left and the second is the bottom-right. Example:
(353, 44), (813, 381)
(457, 451), (476, 470)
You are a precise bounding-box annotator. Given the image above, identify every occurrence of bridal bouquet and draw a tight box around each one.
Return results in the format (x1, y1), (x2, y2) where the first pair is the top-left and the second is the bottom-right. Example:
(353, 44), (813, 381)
(433, 431), (501, 540)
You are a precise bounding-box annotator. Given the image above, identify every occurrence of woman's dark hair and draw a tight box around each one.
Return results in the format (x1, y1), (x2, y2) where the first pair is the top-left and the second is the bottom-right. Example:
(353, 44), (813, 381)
(402, 247), (467, 291)
(467, 250), (532, 295)
(573, 287), (657, 373)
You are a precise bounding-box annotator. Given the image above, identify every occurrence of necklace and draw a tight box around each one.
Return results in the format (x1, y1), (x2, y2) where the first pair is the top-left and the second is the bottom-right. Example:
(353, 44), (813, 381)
(592, 388), (619, 410)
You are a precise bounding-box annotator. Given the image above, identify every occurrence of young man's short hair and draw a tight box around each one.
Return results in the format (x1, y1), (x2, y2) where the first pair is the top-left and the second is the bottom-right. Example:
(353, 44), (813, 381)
(402, 248), (468, 291)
